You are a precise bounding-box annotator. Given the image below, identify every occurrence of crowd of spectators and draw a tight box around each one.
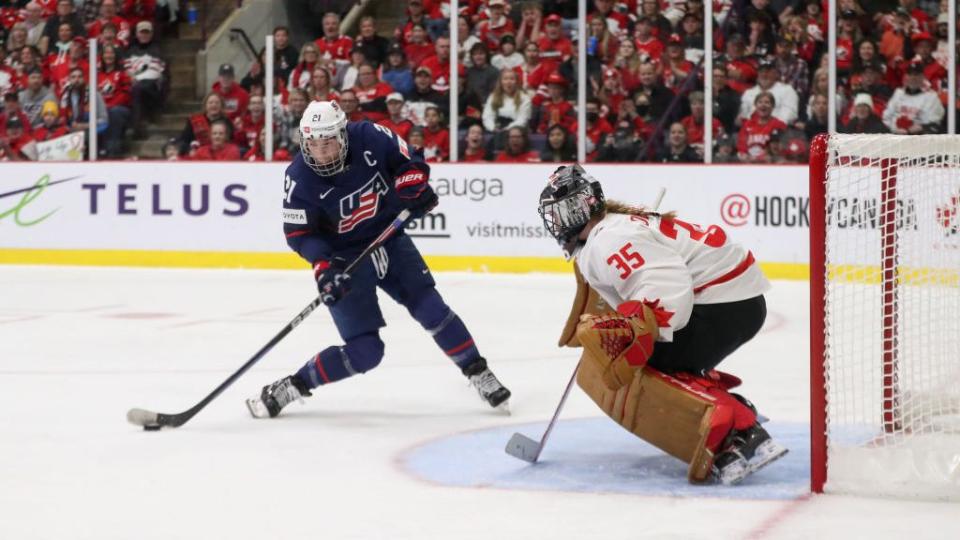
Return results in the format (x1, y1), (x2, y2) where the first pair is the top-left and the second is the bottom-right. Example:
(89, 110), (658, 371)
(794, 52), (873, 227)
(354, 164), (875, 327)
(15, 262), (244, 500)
(19, 0), (947, 162)
(576, 0), (959, 164)
(200, 0), (954, 164)
(0, 0), (169, 161)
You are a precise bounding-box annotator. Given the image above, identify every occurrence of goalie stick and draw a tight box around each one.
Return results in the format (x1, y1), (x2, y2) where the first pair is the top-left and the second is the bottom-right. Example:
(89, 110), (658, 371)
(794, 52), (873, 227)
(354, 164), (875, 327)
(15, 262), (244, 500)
(127, 209), (413, 431)
(505, 187), (666, 463)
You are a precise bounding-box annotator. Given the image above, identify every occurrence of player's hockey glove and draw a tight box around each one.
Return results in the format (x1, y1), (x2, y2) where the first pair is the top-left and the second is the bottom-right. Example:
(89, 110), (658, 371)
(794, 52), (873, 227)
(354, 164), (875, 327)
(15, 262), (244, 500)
(395, 165), (438, 219)
(315, 257), (351, 306)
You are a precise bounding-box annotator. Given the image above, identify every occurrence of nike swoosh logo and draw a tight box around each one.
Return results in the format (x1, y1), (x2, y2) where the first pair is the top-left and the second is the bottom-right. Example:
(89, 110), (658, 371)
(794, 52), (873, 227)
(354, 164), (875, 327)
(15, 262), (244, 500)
(318, 187), (335, 199)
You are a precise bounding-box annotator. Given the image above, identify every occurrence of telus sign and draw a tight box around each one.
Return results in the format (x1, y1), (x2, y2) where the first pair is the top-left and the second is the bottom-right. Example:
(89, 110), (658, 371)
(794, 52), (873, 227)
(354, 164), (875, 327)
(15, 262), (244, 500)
(80, 183), (250, 216)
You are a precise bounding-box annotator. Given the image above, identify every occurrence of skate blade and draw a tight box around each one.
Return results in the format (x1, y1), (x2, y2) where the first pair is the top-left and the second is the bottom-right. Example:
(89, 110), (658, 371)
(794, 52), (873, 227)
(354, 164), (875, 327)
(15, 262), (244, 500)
(495, 400), (511, 415)
(245, 398), (271, 419)
(719, 442), (789, 485)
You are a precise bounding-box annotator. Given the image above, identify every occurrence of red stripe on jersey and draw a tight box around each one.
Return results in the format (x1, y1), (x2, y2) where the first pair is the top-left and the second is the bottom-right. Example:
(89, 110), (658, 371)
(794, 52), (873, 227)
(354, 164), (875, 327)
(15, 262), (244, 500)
(286, 230), (309, 238)
(693, 251), (756, 294)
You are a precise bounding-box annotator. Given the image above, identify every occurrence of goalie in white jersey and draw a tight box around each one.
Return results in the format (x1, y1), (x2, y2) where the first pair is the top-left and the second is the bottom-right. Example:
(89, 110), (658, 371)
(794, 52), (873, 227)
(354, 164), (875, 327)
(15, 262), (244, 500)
(538, 164), (787, 484)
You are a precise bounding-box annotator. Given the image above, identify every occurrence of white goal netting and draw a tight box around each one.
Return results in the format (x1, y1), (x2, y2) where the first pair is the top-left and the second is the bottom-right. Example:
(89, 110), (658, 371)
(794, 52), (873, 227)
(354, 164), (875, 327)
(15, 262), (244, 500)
(822, 134), (960, 501)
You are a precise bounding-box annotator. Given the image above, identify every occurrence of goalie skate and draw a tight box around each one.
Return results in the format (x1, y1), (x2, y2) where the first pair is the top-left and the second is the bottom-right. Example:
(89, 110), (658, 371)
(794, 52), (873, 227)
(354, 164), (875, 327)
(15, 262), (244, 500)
(246, 376), (311, 419)
(712, 424), (788, 485)
(463, 358), (511, 411)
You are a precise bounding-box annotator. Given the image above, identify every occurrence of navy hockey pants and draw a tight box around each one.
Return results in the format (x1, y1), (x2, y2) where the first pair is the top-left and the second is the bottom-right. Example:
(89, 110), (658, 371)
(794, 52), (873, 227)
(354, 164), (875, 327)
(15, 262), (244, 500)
(296, 234), (480, 389)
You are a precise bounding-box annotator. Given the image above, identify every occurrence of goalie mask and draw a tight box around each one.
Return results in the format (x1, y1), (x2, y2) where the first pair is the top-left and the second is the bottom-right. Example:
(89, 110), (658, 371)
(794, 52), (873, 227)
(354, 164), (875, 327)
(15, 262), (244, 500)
(300, 100), (349, 176)
(538, 164), (605, 256)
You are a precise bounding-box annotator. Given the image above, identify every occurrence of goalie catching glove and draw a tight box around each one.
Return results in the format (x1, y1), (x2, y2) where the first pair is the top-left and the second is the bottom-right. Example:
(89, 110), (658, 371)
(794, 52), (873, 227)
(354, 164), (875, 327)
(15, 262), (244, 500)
(575, 299), (672, 391)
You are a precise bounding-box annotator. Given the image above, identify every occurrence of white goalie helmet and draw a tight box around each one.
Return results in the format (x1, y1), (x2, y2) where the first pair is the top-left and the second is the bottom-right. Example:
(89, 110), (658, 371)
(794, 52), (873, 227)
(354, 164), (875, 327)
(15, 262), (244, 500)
(300, 100), (349, 176)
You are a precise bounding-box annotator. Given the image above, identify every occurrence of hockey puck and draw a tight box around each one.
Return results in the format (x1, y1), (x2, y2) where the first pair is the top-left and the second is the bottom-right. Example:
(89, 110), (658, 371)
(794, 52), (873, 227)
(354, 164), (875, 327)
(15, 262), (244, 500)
(143, 424), (162, 431)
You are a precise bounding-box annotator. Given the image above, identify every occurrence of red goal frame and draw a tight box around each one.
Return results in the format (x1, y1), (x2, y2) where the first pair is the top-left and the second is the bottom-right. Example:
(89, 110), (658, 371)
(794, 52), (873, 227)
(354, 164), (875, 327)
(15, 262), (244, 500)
(808, 133), (902, 494)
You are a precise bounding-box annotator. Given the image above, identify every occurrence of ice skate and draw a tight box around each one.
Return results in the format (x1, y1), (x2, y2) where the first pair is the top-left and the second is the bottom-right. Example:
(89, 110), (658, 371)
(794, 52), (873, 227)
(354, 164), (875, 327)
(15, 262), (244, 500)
(463, 358), (511, 412)
(712, 423), (788, 485)
(246, 376), (312, 418)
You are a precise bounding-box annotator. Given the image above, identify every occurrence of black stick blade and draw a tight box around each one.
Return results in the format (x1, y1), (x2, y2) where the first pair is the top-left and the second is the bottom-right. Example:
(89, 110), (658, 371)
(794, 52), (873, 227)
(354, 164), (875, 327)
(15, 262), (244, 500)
(505, 432), (541, 463)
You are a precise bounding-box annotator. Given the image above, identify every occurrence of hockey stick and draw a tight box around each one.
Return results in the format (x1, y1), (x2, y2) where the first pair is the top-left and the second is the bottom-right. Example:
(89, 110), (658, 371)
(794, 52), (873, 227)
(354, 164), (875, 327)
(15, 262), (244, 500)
(127, 209), (413, 430)
(505, 361), (580, 463)
(506, 188), (667, 462)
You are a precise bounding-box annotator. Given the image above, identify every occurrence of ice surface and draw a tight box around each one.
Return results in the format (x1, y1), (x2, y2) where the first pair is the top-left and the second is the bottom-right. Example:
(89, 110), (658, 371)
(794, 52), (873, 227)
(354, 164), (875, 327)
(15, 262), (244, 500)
(0, 266), (957, 540)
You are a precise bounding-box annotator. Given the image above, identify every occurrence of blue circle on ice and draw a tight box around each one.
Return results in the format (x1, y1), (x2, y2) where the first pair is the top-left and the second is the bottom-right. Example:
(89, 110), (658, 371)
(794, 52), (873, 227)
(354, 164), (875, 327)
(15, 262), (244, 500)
(402, 417), (810, 500)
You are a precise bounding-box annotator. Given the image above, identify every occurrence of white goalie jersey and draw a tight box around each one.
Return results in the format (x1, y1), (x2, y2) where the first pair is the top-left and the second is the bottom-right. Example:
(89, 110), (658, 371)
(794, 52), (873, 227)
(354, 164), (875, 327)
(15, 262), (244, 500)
(575, 212), (770, 341)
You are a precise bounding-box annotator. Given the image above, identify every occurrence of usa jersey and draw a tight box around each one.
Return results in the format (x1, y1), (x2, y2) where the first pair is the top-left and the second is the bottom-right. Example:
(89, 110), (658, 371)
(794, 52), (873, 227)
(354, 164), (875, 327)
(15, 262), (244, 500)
(576, 213), (770, 341)
(282, 121), (423, 264)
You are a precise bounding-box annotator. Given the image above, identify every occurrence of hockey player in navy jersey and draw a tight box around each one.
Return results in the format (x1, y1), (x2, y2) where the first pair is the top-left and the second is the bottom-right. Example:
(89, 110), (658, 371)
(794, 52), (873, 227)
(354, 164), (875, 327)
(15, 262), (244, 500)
(246, 100), (511, 418)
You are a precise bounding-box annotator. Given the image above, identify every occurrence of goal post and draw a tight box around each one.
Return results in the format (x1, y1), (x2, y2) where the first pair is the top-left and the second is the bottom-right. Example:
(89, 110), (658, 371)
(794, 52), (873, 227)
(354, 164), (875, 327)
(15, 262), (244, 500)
(809, 133), (960, 501)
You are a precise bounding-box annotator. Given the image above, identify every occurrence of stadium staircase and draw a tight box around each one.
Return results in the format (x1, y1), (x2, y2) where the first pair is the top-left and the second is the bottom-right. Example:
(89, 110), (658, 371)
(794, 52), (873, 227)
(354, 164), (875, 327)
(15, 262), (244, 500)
(129, 0), (236, 159)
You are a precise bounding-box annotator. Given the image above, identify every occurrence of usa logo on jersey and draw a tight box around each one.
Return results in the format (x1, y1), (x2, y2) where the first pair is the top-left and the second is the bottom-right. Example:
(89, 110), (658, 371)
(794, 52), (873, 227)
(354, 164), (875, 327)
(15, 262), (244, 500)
(338, 172), (390, 233)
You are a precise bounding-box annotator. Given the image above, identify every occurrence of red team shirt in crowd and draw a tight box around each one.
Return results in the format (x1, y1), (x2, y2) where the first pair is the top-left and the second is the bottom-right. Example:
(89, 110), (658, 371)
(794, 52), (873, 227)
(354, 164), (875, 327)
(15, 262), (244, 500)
(0, 64), (19, 96)
(211, 81), (250, 121)
(404, 41), (435, 68)
(36, 0), (58, 17)
(378, 117), (414, 142)
(495, 150), (540, 162)
(681, 116), (722, 145)
(48, 59), (90, 97)
(736, 116), (787, 161)
(460, 147), (488, 162)
(33, 123), (68, 142)
(517, 63), (550, 105)
(122, 0), (157, 27)
(538, 99), (576, 133)
(421, 125), (449, 162)
(836, 37), (853, 72)
(536, 35), (573, 71)
(315, 35), (353, 63)
(635, 37), (665, 63)
(419, 55), (451, 90)
(0, 7), (21, 29)
(476, 17), (515, 52)
(576, 213), (770, 342)
(232, 112), (264, 148)
(193, 143), (242, 161)
(88, 16), (131, 47)
(0, 111), (33, 135)
(352, 81), (394, 122)
(97, 69), (132, 108)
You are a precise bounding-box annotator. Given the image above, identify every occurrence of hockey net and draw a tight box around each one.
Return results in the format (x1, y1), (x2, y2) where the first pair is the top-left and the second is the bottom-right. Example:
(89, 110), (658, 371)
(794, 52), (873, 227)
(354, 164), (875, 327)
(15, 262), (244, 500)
(809, 134), (960, 501)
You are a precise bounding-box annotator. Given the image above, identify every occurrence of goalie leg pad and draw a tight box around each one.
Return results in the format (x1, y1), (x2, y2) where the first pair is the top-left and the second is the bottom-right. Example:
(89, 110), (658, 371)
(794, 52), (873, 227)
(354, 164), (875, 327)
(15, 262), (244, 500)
(576, 357), (717, 482)
(577, 356), (759, 483)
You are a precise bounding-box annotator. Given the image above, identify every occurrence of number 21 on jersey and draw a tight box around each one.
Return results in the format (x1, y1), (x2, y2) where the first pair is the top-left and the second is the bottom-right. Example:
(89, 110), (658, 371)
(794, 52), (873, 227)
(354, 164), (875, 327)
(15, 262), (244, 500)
(607, 242), (645, 279)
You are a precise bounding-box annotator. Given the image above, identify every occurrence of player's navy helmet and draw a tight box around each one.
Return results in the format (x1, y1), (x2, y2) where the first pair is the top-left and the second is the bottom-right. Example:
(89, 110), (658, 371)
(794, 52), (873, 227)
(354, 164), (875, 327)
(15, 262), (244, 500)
(300, 100), (349, 176)
(538, 164), (605, 254)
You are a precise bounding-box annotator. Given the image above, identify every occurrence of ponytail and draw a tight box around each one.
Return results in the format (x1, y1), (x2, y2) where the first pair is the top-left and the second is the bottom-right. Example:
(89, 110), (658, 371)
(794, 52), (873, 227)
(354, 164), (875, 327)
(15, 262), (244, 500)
(604, 199), (676, 220)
